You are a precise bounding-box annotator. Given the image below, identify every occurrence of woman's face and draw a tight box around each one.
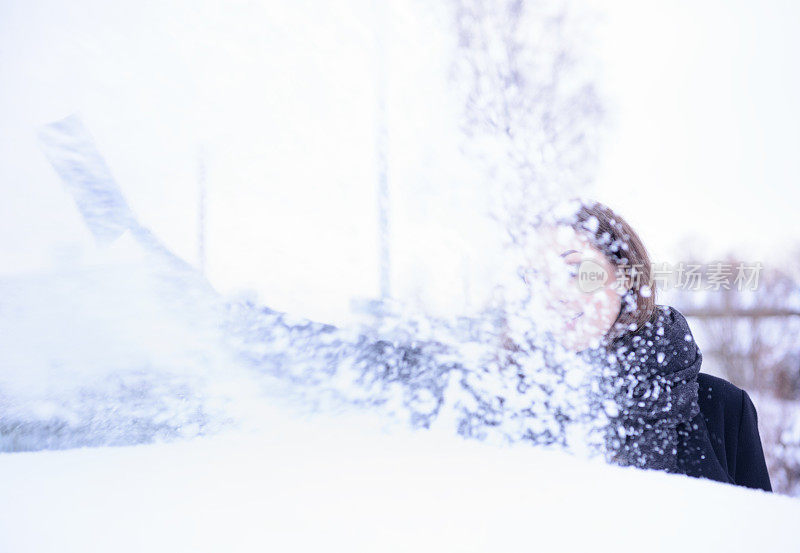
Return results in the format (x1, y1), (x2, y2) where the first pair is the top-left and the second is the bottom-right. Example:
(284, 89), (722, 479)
(526, 225), (626, 352)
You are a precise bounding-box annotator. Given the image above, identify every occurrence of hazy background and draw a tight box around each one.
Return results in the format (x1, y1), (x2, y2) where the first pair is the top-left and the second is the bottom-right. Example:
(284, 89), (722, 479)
(2, 0), (799, 324)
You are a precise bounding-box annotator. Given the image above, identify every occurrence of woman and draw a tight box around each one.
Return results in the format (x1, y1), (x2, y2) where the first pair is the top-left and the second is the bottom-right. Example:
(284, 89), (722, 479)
(523, 199), (772, 491)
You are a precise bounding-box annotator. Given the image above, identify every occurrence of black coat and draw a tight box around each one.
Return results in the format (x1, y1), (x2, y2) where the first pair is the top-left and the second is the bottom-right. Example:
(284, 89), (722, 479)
(677, 372), (772, 492)
(606, 305), (772, 492)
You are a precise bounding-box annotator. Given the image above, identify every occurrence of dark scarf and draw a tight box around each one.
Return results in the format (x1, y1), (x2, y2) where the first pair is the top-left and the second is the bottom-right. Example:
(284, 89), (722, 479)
(587, 305), (703, 472)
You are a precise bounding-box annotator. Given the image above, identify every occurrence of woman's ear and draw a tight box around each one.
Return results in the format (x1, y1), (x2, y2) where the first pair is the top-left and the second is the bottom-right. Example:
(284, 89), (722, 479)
(623, 276), (633, 292)
(609, 268), (632, 294)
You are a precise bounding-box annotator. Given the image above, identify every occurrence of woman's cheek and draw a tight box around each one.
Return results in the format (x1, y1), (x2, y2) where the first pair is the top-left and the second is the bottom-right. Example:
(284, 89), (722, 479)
(585, 288), (619, 334)
(600, 288), (622, 333)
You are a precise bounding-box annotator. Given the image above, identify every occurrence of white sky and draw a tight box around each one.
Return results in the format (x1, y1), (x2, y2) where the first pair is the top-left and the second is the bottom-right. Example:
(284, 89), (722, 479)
(1, 0), (799, 323)
(594, 0), (800, 265)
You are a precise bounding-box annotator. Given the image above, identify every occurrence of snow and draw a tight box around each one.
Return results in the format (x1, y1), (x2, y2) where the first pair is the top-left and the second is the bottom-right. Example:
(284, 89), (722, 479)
(0, 410), (798, 553)
(1, 1), (799, 547)
(2, 256), (797, 552)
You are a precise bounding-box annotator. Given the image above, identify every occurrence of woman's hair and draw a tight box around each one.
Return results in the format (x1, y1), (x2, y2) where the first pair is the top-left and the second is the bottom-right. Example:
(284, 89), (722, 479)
(561, 199), (656, 340)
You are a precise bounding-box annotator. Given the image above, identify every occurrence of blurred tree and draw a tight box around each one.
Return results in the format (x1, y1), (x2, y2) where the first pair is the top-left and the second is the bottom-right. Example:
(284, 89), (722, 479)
(672, 251), (800, 495)
(449, 0), (602, 247)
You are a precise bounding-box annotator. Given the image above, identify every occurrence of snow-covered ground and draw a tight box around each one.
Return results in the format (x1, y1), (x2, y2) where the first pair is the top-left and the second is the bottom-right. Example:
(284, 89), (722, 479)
(1, 410), (799, 553)
(2, 255), (798, 552)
